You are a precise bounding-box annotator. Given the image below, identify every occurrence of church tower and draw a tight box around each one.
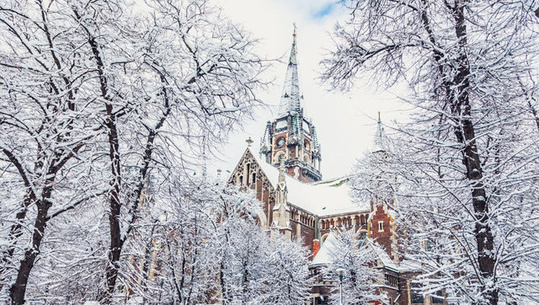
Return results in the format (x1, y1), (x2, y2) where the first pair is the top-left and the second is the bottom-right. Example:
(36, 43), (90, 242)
(259, 29), (322, 183)
(368, 112), (399, 262)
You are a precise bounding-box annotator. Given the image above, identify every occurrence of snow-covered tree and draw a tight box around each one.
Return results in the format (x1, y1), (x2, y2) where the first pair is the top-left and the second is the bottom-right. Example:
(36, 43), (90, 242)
(117, 176), (311, 305)
(69, 0), (267, 301)
(254, 235), (312, 304)
(0, 1), (109, 302)
(322, 229), (383, 305)
(214, 183), (311, 305)
(0, 0), (267, 303)
(323, 1), (539, 304)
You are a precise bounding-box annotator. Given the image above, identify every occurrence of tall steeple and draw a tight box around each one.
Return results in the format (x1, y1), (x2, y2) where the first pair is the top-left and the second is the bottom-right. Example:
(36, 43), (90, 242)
(260, 27), (322, 183)
(278, 26), (302, 116)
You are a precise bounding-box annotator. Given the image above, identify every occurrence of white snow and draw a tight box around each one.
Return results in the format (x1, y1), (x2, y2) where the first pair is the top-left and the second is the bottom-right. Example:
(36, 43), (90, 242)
(250, 148), (369, 216)
(311, 231), (338, 265)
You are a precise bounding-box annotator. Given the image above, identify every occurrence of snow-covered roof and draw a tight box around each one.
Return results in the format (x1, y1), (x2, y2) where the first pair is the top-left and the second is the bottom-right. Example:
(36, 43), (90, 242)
(397, 259), (423, 273)
(368, 241), (423, 273)
(249, 149), (368, 217)
(311, 231), (338, 265)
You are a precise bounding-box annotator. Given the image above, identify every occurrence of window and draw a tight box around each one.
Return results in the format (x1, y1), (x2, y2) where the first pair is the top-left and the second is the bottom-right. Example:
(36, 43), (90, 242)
(378, 221), (384, 232)
(431, 290), (444, 304)
(411, 283), (424, 303)
(358, 232), (367, 247)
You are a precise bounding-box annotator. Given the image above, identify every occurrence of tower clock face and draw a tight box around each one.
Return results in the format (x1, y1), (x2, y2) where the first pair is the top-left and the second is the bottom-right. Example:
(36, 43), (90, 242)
(277, 137), (285, 148)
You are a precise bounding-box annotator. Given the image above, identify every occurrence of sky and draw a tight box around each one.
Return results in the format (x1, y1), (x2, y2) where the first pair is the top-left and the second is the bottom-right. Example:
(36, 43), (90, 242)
(212, 0), (407, 179)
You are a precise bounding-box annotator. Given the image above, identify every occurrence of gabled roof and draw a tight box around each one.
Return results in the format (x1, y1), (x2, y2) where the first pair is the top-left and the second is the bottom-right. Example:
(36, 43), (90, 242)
(311, 231), (338, 265)
(239, 148), (368, 217)
(310, 232), (423, 275)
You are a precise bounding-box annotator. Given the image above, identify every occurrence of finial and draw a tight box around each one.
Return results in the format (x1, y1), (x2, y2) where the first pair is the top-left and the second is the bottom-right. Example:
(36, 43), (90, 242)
(376, 111), (383, 134)
(246, 137), (253, 147)
(293, 23), (297, 37)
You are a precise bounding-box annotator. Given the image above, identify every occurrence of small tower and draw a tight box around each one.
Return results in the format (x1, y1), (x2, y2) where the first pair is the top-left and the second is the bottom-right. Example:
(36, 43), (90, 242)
(260, 28), (322, 183)
(368, 112), (399, 262)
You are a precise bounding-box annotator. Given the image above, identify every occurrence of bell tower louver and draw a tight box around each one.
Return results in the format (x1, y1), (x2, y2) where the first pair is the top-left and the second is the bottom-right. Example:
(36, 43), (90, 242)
(260, 29), (322, 183)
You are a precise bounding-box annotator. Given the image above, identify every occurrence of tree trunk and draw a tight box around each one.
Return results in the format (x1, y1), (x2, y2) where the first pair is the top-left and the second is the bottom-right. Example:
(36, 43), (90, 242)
(0, 150), (40, 281)
(421, 1), (498, 303)
(77, 12), (123, 301)
(1, 190), (34, 286)
(450, 2), (498, 304)
(9, 185), (53, 305)
(103, 111), (122, 304)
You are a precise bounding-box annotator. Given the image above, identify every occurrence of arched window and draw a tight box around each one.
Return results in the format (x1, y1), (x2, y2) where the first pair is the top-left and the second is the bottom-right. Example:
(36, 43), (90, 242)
(275, 151), (285, 164)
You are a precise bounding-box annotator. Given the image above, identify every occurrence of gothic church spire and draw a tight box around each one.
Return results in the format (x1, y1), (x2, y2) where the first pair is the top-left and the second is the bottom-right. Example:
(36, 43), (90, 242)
(278, 27), (302, 116)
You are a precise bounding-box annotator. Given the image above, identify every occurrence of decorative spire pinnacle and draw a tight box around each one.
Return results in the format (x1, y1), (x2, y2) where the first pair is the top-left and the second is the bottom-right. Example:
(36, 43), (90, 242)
(278, 26), (301, 116)
(278, 162), (286, 183)
(373, 111), (386, 153)
(246, 137), (253, 147)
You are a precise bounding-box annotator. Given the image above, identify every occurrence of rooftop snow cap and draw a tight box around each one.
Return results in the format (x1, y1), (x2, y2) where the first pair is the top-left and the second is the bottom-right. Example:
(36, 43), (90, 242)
(278, 26), (302, 116)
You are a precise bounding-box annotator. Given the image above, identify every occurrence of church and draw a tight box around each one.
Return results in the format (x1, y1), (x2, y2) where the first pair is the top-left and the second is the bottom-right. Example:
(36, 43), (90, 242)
(228, 31), (446, 305)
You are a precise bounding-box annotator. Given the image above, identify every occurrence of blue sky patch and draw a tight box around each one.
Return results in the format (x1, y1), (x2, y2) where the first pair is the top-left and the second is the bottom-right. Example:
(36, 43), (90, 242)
(313, 3), (334, 19)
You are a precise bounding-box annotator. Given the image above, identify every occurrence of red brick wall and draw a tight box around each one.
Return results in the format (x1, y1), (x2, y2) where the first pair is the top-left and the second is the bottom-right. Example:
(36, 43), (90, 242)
(370, 204), (393, 259)
(256, 180), (262, 201)
(299, 223), (315, 250)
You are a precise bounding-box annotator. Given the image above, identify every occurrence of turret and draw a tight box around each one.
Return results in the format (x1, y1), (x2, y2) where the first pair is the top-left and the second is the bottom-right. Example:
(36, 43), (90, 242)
(272, 164), (292, 239)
